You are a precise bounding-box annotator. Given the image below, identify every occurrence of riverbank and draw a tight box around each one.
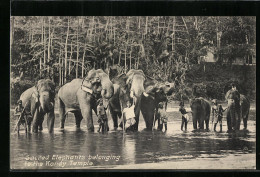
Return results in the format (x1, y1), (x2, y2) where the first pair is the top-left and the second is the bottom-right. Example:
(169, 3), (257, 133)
(113, 153), (255, 169)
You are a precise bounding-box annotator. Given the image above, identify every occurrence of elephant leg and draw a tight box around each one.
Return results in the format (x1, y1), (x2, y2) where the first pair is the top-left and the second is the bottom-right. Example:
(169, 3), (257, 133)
(17, 123), (20, 134)
(193, 119), (197, 130)
(199, 118), (204, 129)
(205, 118), (209, 131)
(133, 100), (141, 131)
(226, 111), (232, 131)
(32, 107), (40, 133)
(134, 112), (140, 131)
(80, 105), (94, 132)
(27, 121), (31, 132)
(58, 98), (66, 129)
(110, 110), (118, 130)
(243, 111), (249, 129)
(74, 111), (83, 129)
(236, 109), (241, 130)
(243, 118), (247, 129)
(181, 118), (184, 130)
(38, 116), (44, 131)
(47, 110), (55, 133)
(230, 106), (236, 130)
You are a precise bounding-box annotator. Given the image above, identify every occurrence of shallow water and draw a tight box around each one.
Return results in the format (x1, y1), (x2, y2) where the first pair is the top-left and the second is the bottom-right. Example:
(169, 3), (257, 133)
(10, 110), (256, 169)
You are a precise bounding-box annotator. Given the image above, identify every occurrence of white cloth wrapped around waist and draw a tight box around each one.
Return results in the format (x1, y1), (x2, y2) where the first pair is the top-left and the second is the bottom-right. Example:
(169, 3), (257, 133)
(123, 105), (135, 119)
(183, 114), (190, 121)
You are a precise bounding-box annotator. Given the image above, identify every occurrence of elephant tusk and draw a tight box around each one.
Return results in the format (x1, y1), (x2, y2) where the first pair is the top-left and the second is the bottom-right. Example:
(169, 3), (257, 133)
(130, 90), (134, 98)
(143, 92), (149, 97)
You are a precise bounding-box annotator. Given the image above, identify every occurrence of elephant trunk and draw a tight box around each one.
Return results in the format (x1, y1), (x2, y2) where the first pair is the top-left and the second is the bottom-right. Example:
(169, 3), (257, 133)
(40, 91), (54, 113)
(130, 75), (145, 98)
(227, 99), (241, 130)
(100, 74), (114, 99)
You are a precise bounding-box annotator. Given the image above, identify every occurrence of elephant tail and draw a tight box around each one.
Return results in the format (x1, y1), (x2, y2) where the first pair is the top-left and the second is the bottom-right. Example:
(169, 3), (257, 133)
(58, 97), (66, 119)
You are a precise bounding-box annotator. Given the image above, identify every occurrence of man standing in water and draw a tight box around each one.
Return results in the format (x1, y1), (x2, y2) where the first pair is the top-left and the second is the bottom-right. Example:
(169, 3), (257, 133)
(211, 99), (226, 132)
(97, 98), (109, 132)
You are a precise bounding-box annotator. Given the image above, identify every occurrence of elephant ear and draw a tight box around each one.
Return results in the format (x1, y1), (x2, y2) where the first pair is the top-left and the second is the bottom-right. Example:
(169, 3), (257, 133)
(114, 73), (128, 90)
(144, 76), (158, 89)
(31, 87), (39, 103)
(125, 69), (145, 85)
(82, 69), (101, 89)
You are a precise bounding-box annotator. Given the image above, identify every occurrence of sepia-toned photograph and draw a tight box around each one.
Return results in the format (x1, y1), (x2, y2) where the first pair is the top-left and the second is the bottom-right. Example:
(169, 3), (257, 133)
(10, 16), (256, 169)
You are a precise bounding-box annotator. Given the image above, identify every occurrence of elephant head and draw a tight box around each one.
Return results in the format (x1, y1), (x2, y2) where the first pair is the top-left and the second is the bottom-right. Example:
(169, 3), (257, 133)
(81, 69), (114, 105)
(33, 79), (55, 113)
(190, 97), (210, 130)
(144, 80), (175, 100)
(190, 98), (202, 129)
(225, 89), (241, 130)
(141, 79), (175, 130)
(31, 79), (56, 133)
(114, 69), (146, 108)
(226, 90), (240, 108)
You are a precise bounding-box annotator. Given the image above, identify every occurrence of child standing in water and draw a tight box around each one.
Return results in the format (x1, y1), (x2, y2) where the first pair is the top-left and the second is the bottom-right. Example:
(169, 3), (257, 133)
(211, 99), (226, 132)
(179, 101), (190, 131)
(157, 102), (168, 132)
(97, 98), (108, 132)
(122, 100), (136, 132)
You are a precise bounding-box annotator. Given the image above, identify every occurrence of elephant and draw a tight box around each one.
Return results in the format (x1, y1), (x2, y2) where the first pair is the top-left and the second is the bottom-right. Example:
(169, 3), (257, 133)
(240, 94), (250, 129)
(190, 97), (211, 130)
(19, 79), (56, 133)
(109, 69), (151, 131)
(225, 90), (250, 131)
(58, 69), (114, 132)
(140, 81), (175, 131)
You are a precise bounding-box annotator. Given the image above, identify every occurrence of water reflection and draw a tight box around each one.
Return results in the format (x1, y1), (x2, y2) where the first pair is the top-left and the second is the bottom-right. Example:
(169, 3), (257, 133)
(10, 119), (255, 169)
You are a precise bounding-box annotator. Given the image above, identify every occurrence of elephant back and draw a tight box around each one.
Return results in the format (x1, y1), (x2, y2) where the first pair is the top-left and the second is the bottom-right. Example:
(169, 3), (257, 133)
(58, 79), (82, 99)
(19, 86), (36, 109)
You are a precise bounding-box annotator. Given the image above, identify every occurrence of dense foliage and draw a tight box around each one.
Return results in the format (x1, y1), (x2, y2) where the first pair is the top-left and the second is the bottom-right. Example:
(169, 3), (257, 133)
(10, 16), (256, 102)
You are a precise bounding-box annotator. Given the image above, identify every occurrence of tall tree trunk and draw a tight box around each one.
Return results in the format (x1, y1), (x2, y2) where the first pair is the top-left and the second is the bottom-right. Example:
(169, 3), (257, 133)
(129, 46), (132, 69)
(61, 50), (64, 85)
(76, 17), (79, 78)
(43, 18), (46, 74)
(40, 18), (44, 77)
(158, 16), (160, 34)
(124, 48), (127, 73)
(82, 43), (86, 78)
(69, 41), (73, 76)
(59, 47), (62, 86)
(64, 17), (70, 83)
(118, 50), (121, 66)
(47, 17), (51, 75)
(113, 17), (116, 44)
(145, 16), (148, 35)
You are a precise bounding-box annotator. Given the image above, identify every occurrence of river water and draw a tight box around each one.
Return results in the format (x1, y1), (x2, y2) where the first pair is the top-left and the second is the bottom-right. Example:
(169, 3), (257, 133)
(10, 109), (256, 170)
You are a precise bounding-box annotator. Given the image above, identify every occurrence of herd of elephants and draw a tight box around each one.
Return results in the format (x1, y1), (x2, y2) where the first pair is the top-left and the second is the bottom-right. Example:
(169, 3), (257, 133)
(17, 69), (250, 134)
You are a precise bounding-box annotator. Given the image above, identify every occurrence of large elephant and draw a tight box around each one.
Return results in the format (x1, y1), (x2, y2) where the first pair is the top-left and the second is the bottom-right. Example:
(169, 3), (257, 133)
(190, 97), (211, 130)
(140, 81), (175, 130)
(225, 90), (250, 131)
(58, 69), (114, 132)
(109, 69), (150, 131)
(19, 79), (55, 133)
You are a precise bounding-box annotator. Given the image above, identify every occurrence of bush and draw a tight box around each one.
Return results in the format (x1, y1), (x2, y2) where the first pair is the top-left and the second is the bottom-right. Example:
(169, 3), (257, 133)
(11, 80), (34, 105)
